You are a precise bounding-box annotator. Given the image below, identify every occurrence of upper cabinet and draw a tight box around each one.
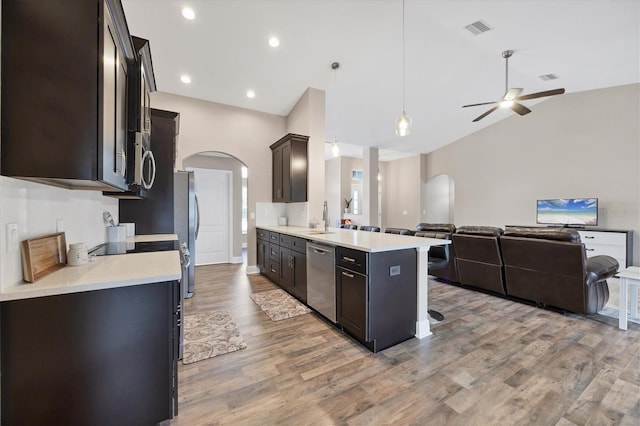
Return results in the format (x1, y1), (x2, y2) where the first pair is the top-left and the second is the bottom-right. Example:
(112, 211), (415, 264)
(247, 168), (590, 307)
(105, 36), (158, 199)
(1, 0), (136, 192)
(271, 133), (309, 203)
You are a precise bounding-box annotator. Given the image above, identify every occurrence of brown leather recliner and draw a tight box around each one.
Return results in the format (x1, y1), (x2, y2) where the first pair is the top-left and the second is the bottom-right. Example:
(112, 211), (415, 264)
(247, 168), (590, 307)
(384, 228), (415, 235)
(415, 223), (458, 282)
(452, 226), (506, 294)
(500, 227), (618, 314)
(360, 226), (381, 232)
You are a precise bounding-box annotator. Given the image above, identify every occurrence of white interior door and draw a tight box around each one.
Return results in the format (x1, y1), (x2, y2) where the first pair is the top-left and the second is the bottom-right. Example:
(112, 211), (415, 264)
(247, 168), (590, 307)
(189, 167), (232, 265)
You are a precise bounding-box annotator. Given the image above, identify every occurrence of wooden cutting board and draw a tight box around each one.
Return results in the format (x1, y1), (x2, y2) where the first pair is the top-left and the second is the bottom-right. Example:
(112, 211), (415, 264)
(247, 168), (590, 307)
(21, 232), (67, 282)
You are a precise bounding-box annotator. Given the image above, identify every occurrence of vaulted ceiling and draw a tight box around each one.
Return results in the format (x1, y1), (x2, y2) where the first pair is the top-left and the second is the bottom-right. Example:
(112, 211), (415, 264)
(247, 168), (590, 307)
(122, 0), (640, 156)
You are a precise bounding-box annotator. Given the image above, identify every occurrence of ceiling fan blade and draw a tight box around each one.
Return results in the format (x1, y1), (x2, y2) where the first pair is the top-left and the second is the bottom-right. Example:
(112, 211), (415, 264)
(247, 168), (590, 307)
(516, 88), (566, 101)
(511, 102), (531, 116)
(462, 101), (499, 108)
(472, 106), (499, 122)
(504, 88), (523, 100)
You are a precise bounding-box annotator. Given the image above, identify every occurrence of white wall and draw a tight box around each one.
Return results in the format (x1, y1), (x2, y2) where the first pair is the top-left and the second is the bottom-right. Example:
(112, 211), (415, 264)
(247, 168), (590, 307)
(151, 91), (287, 268)
(325, 157), (341, 226)
(286, 88), (326, 227)
(0, 177), (119, 288)
(382, 155), (422, 229)
(425, 83), (640, 264)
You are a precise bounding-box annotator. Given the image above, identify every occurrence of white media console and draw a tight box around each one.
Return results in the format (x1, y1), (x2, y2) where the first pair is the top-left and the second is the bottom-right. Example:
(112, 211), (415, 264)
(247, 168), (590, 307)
(577, 229), (633, 272)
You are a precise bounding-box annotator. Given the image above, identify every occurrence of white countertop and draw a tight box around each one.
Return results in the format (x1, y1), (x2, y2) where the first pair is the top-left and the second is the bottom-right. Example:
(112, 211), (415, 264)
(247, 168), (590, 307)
(1, 250), (182, 302)
(257, 225), (449, 252)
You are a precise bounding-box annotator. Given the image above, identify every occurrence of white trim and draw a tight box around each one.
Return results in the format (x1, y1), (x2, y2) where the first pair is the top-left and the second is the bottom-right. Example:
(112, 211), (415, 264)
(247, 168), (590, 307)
(246, 265), (260, 274)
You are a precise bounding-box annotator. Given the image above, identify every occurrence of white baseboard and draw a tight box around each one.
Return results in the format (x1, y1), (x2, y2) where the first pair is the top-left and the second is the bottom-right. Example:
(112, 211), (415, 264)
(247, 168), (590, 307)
(246, 265), (260, 274)
(230, 256), (244, 264)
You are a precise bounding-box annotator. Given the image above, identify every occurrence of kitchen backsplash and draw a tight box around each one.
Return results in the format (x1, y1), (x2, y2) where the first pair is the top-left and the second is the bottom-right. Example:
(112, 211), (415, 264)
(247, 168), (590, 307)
(255, 202), (309, 227)
(0, 176), (118, 289)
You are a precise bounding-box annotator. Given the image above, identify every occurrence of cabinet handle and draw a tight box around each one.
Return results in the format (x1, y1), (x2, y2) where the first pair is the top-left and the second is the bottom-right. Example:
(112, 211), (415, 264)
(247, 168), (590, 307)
(290, 255), (295, 268)
(584, 236), (595, 239)
(586, 248), (595, 252)
(341, 271), (354, 278)
(342, 256), (356, 263)
(116, 149), (126, 177)
(271, 268), (277, 273)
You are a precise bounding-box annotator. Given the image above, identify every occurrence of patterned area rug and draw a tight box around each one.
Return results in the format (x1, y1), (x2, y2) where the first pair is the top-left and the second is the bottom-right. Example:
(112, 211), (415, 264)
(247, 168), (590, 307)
(250, 289), (311, 321)
(182, 310), (247, 365)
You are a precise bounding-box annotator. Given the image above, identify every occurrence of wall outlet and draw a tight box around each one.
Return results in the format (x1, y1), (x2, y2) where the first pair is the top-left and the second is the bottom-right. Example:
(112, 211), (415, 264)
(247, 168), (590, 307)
(56, 219), (65, 232)
(6, 223), (19, 252)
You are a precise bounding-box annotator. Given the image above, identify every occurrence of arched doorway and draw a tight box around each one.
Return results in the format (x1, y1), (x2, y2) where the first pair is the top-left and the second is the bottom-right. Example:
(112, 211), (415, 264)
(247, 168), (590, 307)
(182, 151), (248, 265)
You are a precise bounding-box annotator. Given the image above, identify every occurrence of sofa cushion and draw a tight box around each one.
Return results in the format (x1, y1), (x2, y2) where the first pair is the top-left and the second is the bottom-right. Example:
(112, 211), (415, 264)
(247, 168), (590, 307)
(504, 227), (581, 243)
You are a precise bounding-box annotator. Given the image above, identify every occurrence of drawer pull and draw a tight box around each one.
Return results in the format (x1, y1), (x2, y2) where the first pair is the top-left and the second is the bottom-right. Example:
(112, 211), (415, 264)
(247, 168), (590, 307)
(586, 248), (595, 252)
(342, 256), (356, 263)
(271, 268), (277, 273)
(584, 236), (595, 239)
(342, 271), (355, 278)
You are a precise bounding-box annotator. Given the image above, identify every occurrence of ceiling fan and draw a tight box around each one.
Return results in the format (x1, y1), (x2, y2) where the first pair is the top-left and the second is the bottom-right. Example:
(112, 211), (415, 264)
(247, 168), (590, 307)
(462, 50), (565, 122)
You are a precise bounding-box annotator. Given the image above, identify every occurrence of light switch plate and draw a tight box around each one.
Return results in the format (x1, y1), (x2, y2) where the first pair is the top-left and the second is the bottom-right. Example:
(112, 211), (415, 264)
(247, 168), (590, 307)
(6, 223), (19, 252)
(56, 219), (65, 232)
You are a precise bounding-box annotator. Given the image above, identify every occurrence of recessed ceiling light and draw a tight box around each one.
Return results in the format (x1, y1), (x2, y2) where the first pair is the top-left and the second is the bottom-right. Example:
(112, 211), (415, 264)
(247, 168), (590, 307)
(246, 90), (256, 98)
(182, 7), (195, 20)
(268, 37), (280, 48)
(180, 75), (192, 84)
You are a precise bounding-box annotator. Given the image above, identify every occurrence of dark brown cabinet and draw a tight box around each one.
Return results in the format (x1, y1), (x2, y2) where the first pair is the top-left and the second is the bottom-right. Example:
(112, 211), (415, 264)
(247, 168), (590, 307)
(103, 36), (157, 199)
(257, 231), (269, 274)
(1, 0), (135, 191)
(270, 134), (309, 203)
(337, 266), (368, 342)
(119, 109), (179, 234)
(256, 229), (307, 302)
(336, 246), (417, 353)
(1, 281), (179, 424)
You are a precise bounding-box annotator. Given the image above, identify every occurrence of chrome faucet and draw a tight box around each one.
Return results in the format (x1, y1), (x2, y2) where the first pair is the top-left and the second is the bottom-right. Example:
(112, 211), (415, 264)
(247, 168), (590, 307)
(322, 201), (329, 231)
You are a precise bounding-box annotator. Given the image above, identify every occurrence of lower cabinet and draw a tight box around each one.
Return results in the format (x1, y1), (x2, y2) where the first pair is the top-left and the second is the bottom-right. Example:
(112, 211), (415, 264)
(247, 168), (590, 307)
(257, 238), (268, 274)
(336, 267), (367, 342)
(256, 229), (307, 302)
(290, 249), (308, 302)
(1, 281), (178, 425)
(336, 247), (417, 353)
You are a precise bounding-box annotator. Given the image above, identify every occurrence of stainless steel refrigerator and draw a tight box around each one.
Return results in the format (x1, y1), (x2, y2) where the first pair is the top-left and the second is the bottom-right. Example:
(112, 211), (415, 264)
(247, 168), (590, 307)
(174, 171), (199, 299)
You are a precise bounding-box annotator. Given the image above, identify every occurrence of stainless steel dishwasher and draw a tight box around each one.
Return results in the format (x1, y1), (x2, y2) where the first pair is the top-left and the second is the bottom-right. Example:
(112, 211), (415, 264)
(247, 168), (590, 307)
(306, 242), (337, 323)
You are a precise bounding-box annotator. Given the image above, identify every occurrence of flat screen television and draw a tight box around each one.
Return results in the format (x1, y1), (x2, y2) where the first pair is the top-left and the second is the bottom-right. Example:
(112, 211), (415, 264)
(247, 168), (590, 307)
(536, 198), (598, 226)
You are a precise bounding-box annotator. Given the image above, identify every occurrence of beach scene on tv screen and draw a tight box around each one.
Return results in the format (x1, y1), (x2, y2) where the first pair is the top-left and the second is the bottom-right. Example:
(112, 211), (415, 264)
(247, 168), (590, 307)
(537, 198), (598, 225)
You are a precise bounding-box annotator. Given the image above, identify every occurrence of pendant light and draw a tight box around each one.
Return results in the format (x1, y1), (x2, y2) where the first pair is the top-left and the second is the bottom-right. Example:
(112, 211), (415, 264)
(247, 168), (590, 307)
(331, 138), (340, 157)
(395, 0), (412, 137)
(331, 61), (341, 156)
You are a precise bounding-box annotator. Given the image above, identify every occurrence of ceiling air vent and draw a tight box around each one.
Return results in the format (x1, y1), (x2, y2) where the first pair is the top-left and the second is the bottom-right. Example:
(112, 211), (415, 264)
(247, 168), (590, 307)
(539, 73), (559, 81)
(464, 20), (492, 35)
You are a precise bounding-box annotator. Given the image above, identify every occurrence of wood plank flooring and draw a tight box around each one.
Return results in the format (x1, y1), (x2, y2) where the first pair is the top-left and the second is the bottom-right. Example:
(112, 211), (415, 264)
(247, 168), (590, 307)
(167, 262), (640, 425)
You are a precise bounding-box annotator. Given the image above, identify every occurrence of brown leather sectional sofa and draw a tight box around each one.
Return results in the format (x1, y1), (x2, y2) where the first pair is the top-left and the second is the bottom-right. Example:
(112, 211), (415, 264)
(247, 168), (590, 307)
(414, 223), (618, 315)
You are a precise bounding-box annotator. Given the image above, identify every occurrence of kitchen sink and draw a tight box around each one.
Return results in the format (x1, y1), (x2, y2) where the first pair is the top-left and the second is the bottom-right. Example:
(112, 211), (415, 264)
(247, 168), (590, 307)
(306, 231), (335, 235)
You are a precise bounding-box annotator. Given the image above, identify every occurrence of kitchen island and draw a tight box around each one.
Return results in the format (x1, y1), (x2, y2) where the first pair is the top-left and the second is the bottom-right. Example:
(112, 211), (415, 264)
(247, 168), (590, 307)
(0, 248), (182, 425)
(255, 226), (450, 344)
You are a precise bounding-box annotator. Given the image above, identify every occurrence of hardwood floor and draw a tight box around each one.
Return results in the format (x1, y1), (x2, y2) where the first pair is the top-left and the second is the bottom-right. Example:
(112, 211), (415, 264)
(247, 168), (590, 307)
(169, 263), (640, 425)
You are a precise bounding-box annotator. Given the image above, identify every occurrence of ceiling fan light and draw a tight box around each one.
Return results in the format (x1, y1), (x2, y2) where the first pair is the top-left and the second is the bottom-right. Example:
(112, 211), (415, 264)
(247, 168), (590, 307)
(331, 139), (340, 157)
(500, 100), (514, 109)
(395, 110), (412, 136)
